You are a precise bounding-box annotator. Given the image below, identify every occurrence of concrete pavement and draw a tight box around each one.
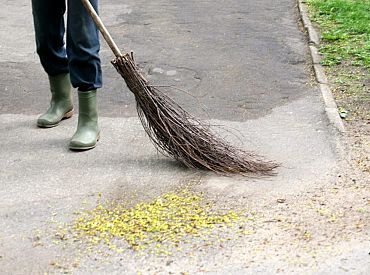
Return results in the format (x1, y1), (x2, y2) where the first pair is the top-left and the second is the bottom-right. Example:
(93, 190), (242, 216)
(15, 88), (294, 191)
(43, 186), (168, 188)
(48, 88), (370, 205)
(0, 0), (355, 274)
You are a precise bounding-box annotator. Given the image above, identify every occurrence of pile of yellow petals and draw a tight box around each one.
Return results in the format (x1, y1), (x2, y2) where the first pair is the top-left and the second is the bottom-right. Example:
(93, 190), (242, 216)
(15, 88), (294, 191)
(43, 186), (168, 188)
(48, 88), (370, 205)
(71, 190), (241, 252)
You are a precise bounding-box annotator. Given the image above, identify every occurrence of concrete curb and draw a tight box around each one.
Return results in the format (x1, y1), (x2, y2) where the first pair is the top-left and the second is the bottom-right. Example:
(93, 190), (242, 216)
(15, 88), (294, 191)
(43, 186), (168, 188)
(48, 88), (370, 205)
(297, 0), (345, 133)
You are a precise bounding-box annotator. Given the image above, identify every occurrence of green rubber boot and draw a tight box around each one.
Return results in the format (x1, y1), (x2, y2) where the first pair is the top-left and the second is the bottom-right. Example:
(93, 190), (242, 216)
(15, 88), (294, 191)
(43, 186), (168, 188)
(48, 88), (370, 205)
(69, 89), (100, 150)
(37, 74), (74, 128)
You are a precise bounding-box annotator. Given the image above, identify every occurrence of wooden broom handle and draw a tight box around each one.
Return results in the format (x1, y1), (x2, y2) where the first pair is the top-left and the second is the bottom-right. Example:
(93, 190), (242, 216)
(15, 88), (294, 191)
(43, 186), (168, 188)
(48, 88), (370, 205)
(80, 0), (123, 57)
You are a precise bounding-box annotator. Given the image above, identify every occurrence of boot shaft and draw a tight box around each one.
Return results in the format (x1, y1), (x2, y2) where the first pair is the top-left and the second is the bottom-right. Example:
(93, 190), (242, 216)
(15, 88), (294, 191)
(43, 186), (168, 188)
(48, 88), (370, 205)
(77, 89), (98, 124)
(48, 73), (73, 103)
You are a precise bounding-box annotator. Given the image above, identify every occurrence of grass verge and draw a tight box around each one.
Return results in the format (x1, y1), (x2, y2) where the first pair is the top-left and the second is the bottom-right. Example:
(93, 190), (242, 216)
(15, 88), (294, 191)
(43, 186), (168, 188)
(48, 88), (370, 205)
(306, 0), (369, 122)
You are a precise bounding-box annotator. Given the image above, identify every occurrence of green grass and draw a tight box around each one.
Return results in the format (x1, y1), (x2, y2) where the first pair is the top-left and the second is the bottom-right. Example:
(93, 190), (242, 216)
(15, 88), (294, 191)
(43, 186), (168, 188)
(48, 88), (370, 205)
(306, 0), (370, 68)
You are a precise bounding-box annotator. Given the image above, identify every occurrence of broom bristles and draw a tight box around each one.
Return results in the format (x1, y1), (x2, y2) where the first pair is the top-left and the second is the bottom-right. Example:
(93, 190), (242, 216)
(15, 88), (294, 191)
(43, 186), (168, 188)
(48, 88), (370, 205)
(112, 53), (279, 176)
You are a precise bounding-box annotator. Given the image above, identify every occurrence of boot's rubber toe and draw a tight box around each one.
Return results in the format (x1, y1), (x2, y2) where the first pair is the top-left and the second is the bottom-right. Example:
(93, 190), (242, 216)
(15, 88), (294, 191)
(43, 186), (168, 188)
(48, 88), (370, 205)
(69, 132), (100, 151)
(37, 109), (73, 128)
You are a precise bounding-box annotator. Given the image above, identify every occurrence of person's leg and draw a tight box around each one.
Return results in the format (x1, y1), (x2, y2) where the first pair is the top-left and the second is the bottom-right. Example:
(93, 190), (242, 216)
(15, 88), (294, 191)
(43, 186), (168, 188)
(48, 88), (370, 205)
(32, 0), (73, 128)
(67, 0), (102, 91)
(32, 0), (69, 76)
(67, 0), (101, 150)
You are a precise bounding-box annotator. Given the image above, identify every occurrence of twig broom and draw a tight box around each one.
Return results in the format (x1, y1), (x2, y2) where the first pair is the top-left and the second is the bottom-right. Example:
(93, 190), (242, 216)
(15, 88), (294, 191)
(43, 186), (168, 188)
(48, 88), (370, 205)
(81, 0), (278, 175)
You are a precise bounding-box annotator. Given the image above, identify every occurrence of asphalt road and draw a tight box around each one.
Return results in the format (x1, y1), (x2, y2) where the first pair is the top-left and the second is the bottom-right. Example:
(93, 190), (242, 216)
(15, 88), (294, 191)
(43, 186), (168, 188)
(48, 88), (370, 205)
(1, 0), (310, 120)
(0, 0), (355, 274)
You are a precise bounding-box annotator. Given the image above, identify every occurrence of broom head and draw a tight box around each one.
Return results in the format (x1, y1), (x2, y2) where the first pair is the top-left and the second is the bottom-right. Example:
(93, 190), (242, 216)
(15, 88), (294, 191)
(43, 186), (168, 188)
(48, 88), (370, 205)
(111, 53), (279, 176)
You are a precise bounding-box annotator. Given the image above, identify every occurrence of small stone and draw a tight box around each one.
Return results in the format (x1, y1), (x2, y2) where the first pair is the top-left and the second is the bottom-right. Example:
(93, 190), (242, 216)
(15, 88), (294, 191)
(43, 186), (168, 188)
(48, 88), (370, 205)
(166, 260), (173, 266)
(166, 70), (177, 76)
(152, 67), (164, 74)
(277, 199), (286, 203)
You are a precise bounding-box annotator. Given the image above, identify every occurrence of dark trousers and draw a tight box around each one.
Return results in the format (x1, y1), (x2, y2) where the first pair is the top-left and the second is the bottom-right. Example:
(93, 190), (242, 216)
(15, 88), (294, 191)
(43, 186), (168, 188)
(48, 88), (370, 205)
(31, 0), (102, 91)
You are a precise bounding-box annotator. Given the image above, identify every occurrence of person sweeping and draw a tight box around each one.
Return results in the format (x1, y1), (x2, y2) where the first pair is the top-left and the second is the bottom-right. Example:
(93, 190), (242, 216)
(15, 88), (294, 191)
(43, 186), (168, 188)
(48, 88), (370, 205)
(31, 0), (278, 175)
(32, 0), (101, 150)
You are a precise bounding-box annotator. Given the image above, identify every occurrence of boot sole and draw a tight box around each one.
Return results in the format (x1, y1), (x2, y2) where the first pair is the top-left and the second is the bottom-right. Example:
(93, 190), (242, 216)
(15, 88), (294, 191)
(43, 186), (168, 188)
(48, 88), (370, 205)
(37, 109), (74, 128)
(69, 133), (100, 151)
